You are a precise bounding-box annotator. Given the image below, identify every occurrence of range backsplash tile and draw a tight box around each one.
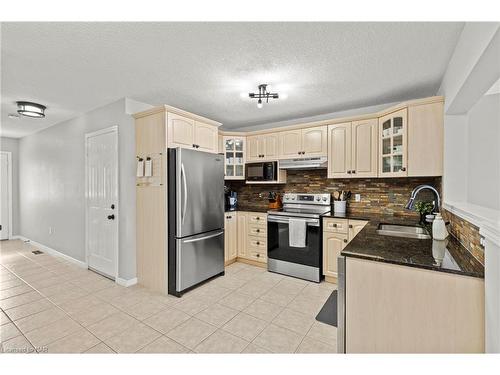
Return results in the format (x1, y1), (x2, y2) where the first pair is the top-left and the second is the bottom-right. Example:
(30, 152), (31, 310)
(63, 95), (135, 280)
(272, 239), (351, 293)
(226, 169), (441, 219)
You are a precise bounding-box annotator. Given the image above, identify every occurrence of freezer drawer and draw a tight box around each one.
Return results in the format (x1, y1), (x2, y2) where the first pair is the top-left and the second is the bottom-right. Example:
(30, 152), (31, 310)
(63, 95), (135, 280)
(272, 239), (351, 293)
(175, 229), (224, 293)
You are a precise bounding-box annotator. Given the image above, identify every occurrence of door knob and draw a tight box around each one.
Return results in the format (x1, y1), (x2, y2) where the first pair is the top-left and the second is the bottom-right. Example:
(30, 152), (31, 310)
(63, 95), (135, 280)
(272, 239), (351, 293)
(111, 204), (115, 210)
(107, 214), (115, 220)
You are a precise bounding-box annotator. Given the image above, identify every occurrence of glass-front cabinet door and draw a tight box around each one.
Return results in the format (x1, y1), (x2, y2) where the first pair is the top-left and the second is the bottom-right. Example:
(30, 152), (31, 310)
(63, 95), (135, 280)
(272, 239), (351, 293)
(378, 108), (408, 177)
(223, 136), (245, 180)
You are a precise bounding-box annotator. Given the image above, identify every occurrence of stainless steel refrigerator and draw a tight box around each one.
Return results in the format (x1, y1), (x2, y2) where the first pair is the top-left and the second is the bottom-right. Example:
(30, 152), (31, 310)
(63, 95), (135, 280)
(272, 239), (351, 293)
(167, 148), (225, 297)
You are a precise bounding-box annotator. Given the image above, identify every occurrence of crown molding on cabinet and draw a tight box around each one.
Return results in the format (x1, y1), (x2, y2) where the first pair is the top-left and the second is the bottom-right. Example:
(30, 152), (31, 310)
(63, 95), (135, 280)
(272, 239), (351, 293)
(133, 104), (222, 127)
(219, 96), (444, 136)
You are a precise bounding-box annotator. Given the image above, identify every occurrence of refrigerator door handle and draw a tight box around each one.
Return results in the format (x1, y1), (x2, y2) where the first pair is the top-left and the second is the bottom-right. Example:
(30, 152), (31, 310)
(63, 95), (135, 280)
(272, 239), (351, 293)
(182, 231), (224, 243)
(181, 162), (187, 225)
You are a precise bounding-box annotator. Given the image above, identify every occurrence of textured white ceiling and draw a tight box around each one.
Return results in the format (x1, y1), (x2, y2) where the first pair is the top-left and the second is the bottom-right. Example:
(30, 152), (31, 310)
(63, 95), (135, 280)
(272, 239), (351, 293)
(1, 22), (464, 138)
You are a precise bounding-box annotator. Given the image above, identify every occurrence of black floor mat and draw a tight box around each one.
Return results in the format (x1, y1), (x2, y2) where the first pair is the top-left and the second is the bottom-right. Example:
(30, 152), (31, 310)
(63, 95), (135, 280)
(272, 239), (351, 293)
(315, 290), (337, 327)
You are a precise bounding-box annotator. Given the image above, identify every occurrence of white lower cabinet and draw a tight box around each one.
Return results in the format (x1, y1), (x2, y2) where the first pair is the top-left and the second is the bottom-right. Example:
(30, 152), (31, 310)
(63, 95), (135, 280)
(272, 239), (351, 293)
(224, 211), (267, 266)
(323, 218), (368, 281)
(224, 213), (237, 264)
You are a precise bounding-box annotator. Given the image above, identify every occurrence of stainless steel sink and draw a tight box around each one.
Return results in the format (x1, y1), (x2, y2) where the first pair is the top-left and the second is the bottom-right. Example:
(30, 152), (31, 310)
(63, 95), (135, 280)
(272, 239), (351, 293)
(376, 223), (431, 239)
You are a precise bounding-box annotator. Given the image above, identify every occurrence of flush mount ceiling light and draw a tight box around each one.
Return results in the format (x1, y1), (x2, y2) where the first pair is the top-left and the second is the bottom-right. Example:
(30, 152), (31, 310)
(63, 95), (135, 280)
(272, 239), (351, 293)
(249, 84), (279, 109)
(16, 101), (46, 118)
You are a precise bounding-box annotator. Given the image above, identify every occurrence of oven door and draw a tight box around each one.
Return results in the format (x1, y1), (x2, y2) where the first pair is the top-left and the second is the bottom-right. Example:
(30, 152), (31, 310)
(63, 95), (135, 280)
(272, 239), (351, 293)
(267, 215), (321, 268)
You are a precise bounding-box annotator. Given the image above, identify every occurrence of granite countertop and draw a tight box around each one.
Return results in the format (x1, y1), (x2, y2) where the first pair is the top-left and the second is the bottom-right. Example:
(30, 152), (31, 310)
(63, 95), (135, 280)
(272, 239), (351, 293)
(322, 211), (484, 279)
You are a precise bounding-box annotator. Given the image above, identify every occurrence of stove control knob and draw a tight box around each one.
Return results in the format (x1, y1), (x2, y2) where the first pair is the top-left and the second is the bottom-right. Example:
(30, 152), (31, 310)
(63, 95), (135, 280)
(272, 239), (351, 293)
(322, 197), (327, 201)
(291, 197), (295, 200)
(316, 197), (320, 201)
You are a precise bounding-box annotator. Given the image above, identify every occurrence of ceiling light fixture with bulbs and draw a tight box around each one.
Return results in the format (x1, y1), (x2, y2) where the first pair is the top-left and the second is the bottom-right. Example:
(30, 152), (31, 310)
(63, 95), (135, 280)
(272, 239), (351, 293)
(248, 84), (279, 109)
(16, 101), (46, 118)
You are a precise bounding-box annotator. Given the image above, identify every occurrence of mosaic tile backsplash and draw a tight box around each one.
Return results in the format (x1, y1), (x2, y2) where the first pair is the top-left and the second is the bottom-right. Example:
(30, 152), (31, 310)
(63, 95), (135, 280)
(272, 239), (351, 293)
(442, 208), (484, 265)
(227, 169), (485, 265)
(226, 169), (441, 218)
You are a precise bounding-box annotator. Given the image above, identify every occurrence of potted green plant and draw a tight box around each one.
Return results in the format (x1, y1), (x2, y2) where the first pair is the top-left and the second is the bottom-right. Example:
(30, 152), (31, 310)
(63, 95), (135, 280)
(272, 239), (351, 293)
(414, 201), (435, 224)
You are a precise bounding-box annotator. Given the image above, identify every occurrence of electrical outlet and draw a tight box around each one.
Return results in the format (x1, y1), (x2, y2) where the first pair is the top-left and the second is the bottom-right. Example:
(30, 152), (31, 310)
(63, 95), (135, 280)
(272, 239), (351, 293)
(355, 194), (361, 202)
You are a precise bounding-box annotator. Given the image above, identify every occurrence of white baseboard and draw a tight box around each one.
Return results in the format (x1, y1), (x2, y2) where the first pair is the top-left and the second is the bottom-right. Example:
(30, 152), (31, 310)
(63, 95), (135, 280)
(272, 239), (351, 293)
(11, 235), (138, 287)
(116, 277), (138, 287)
(12, 236), (88, 269)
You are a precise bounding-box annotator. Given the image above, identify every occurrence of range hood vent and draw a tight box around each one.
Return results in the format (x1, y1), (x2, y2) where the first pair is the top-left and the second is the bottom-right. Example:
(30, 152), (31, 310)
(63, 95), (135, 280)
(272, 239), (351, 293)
(279, 156), (328, 170)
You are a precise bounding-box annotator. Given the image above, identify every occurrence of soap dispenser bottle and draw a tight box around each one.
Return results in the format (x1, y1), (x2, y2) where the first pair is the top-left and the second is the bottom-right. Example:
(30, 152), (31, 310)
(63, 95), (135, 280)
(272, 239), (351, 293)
(432, 213), (449, 240)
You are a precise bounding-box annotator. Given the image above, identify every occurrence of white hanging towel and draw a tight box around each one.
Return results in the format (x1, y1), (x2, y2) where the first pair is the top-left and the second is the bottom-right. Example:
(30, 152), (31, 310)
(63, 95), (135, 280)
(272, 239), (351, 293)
(136, 159), (144, 177)
(144, 158), (153, 177)
(289, 218), (307, 248)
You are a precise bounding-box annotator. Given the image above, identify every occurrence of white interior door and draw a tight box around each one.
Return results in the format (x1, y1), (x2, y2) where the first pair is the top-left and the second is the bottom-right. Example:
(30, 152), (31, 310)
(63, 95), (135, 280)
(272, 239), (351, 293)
(86, 127), (118, 279)
(0, 153), (10, 240)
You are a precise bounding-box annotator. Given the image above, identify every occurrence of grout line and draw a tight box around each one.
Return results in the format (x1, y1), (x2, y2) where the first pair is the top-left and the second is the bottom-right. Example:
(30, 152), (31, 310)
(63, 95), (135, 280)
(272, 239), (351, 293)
(3, 243), (332, 353)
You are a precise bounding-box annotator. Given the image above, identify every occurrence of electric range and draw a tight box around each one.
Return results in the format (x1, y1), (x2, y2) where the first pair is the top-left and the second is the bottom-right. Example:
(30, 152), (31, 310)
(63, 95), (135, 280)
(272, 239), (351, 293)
(267, 193), (331, 282)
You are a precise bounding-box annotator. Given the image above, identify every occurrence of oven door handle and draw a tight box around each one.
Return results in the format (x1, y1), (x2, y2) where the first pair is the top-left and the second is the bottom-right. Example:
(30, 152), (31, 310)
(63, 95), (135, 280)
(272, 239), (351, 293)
(267, 215), (320, 226)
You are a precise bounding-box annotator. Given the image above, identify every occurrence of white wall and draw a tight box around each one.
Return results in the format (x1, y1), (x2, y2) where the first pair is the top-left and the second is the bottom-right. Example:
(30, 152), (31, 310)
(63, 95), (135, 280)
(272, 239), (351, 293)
(18, 98), (152, 280)
(0, 137), (19, 235)
(466, 93), (500, 210)
(438, 22), (500, 353)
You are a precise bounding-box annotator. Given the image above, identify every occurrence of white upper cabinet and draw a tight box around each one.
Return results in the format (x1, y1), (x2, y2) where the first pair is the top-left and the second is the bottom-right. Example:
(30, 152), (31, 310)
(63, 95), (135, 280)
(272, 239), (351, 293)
(279, 129), (302, 158)
(328, 119), (377, 178)
(407, 102), (444, 177)
(246, 133), (279, 162)
(263, 134), (279, 160)
(223, 136), (245, 180)
(278, 126), (327, 159)
(378, 108), (408, 177)
(351, 118), (378, 177)
(194, 121), (218, 153)
(167, 113), (195, 149)
(301, 126), (328, 157)
(327, 122), (352, 178)
(167, 113), (218, 153)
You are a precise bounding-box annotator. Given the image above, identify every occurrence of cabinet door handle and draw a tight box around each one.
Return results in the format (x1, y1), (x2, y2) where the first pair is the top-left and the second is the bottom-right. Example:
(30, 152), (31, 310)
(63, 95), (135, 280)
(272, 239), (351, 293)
(352, 170), (356, 174)
(332, 223), (337, 227)
(256, 241), (260, 245)
(256, 253), (260, 257)
(343, 239), (348, 243)
(349, 224), (353, 228)
(401, 167), (406, 172)
(192, 144), (196, 148)
(347, 170), (352, 174)
(256, 229), (260, 233)
(226, 216), (232, 219)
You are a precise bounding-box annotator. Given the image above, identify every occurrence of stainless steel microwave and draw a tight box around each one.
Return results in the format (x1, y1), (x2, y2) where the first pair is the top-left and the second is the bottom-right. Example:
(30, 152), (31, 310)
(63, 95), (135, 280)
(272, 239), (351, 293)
(246, 161), (278, 181)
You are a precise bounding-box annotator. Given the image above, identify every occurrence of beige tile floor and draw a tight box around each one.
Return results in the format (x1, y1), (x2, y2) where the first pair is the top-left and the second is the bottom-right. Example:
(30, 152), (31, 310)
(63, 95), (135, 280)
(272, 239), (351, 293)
(0, 239), (337, 354)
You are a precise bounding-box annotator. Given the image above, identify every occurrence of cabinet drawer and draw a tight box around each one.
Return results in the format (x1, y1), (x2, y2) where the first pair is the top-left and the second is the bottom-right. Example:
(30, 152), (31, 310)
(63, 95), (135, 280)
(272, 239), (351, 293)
(247, 213), (267, 226)
(248, 224), (267, 237)
(323, 218), (348, 234)
(247, 236), (267, 251)
(248, 250), (267, 263)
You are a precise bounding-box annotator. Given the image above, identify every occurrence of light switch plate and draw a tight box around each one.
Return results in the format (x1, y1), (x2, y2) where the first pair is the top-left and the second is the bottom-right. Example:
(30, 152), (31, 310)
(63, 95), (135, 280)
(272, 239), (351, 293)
(355, 194), (361, 202)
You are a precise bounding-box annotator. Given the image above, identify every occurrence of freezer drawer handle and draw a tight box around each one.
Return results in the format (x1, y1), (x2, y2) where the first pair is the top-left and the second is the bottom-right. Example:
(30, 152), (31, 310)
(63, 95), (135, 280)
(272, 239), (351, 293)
(182, 231), (224, 243)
